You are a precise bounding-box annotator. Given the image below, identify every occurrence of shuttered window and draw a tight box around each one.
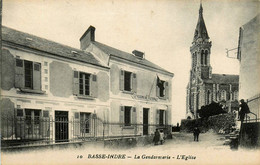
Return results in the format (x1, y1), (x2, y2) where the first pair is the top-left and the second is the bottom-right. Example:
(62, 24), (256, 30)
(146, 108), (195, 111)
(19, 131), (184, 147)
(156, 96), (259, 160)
(157, 78), (169, 99)
(119, 69), (137, 93)
(15, 59), (42, 91)
(73, 71), (98, 98)
(120, 106), (137, 126)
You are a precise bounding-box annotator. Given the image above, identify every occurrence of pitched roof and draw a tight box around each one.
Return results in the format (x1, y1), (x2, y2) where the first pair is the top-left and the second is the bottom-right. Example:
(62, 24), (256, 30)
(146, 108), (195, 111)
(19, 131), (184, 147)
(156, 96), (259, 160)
(2, 26), (107, 68)
(204, 74), (239, 84)
(193, 3), (209, 42)
(92, 41), (174, 76)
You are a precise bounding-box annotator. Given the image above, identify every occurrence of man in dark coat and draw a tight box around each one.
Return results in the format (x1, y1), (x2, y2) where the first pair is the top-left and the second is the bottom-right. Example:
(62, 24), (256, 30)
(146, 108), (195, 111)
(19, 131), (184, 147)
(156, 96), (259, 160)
(153, 129), (160, 145)
(239, 99), (250, 122)
(193, 126), (200, 142)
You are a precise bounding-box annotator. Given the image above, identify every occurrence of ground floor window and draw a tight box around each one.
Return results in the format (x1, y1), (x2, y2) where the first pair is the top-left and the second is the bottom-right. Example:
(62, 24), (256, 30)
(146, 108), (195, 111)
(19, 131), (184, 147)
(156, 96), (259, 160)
(80, 113), (91, 134)
(25, 109), (41, 135)
(159, 110), (165, 126)
(124, 106), (131, 126)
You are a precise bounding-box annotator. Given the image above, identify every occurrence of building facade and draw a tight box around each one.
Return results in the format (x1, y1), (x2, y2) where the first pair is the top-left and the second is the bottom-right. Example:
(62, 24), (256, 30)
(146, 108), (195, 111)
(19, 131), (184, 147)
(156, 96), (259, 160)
(186, 3), (239, 119)
(1, 25), (173, 146)
(237, 14), (260, 119)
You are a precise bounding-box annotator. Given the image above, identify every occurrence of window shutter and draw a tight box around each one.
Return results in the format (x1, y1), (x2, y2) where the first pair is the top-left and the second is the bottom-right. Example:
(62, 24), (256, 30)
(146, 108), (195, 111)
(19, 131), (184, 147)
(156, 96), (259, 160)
(156, 109), (159, 125)
(73, 71), (79, 95)
(131, 107), (137, 124)
(33, 62), (41, 90)
(156, 85), (159, 97)
(40, 110), (50, 137)
(15, 108), (25, 138)
(165, 82), (169, 99)
(15, 59), (25, 88)
(119, 70), (124, 91)
(74, 112), (80, 136)
(119, 106), (124, 125)
(132, 73), (137, 93)
(164, 110), (167, 125)
(91, 74), (98, 98)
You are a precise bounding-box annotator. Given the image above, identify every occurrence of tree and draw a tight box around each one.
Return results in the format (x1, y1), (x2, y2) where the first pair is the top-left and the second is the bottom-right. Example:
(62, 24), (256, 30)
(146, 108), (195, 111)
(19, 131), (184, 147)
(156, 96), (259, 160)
(197, 101), (227, 118)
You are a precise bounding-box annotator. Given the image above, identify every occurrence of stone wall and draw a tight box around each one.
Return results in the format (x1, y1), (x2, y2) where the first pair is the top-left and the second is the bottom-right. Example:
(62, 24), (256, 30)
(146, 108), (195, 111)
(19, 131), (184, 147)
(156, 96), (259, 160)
(181, 113), (236, 134)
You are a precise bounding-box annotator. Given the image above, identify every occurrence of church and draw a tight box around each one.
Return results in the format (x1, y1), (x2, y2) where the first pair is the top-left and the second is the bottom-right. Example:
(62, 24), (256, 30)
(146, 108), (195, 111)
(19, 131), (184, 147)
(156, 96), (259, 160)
(186, 3), (239, 119)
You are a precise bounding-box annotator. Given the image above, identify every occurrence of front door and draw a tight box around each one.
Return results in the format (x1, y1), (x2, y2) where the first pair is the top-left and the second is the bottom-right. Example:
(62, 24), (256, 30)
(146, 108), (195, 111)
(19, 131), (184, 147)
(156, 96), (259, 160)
(55, 111), (68, 142)
(143, 108), (149, 135)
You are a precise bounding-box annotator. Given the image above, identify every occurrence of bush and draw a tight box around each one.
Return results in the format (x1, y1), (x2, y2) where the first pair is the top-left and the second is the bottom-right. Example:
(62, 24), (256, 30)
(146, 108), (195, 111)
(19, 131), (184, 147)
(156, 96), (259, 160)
(197, 101), (227, 118)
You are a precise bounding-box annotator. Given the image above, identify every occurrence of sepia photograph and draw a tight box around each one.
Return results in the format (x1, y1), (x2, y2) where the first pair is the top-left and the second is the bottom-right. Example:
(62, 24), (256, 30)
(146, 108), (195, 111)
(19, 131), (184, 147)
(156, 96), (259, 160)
(1, 0), (259, 164)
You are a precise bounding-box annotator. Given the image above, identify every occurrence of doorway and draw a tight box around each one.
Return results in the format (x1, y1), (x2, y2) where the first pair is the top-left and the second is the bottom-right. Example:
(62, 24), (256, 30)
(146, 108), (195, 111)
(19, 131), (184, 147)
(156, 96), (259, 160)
(143, 108), (149, 135)
(55, 111), (68, 142)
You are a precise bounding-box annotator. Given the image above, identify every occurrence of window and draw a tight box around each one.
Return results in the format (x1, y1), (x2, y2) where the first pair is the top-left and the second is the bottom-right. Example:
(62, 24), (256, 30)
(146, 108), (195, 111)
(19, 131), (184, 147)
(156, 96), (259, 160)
(201, 50), (204, 65)
(120, 70), (137, 93)
(79, 72), (90, 96)
(221, 90), (226, 100)
(156, 109), (166, 126)
(124, 107), (131, 126)
(15, 59), (42, 91)
(233, 91), (238, 101)
(156, 76), (169, 99)
(205, 50), (208, 65)
(80, 113), (91, 134)
(206, 90), (211, 104)
(73, 71), (97, 98)
(25, 109), (41, 135)
(119, 106), (137, 127)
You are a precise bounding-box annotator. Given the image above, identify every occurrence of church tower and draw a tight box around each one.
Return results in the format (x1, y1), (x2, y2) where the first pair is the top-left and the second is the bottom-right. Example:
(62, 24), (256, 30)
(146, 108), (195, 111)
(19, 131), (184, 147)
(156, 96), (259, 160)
(187, 2), (212, 119)
(190, 3), (212, 80)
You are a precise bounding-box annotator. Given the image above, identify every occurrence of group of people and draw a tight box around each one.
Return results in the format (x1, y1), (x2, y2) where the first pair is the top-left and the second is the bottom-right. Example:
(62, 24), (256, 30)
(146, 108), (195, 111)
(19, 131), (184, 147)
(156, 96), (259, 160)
(153, 129), (165, 145)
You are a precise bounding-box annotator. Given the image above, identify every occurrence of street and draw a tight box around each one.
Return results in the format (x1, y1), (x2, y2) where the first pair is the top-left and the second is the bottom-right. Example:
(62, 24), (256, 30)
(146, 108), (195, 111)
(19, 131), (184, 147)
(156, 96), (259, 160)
(2, 132), (260, 165)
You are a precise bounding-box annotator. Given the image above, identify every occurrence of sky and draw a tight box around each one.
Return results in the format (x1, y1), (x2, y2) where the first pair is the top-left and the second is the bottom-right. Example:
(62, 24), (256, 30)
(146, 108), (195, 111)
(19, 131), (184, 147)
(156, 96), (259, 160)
(2, 0), (259, 125)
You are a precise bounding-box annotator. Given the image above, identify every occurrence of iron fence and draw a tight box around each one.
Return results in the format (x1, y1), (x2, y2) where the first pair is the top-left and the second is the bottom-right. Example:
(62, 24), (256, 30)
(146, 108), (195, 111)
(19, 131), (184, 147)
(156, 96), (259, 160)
(244, 94), (260, 123)
(1, 116), (171, 148)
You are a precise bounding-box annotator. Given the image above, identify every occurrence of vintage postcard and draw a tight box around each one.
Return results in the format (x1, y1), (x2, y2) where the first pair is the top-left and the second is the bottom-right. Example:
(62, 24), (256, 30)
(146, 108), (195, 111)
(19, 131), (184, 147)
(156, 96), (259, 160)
(1, 0), (260, 165)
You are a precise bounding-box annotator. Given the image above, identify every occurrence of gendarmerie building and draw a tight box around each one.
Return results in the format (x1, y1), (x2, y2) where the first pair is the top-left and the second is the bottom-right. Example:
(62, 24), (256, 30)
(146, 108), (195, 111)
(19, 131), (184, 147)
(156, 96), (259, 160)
(1, 25), (173, 146)
(186, 3), (239, 119)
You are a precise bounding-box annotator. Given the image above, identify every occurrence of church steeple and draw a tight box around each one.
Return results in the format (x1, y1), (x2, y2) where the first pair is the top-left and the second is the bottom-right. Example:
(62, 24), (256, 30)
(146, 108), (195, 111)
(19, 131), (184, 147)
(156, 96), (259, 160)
(193, 2), (209, 42)
(190, 2), (212, 80)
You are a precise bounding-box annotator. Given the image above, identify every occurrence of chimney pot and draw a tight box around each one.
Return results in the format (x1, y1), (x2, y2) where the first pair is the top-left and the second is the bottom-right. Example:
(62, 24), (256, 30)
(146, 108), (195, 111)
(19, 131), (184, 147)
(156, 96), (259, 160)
(132, 50), (145, 59)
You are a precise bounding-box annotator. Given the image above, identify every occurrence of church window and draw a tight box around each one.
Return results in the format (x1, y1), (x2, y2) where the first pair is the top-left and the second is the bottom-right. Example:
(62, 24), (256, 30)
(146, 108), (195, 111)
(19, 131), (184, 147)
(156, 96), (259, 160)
(206, 90), (211, 104)
(233, 91), (238, 101)
(220, 90), (226, 101)
(205, 50), (208, 65)
(201, 50), (204, 65)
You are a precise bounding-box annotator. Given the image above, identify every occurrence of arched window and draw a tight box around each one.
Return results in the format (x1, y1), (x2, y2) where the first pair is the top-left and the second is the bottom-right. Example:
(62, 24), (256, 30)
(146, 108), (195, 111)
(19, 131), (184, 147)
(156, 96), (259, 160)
(233, 91), (238, 101)
(205, 50), (208, 65)
(206, 90), (211, 104)
(201, 50), (204, 65)
(220, 90), (226, 101)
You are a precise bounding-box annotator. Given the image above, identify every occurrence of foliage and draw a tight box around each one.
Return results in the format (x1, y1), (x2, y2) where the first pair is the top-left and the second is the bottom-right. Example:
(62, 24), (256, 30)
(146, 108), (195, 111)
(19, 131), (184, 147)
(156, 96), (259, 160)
(197, 101), (227, 118)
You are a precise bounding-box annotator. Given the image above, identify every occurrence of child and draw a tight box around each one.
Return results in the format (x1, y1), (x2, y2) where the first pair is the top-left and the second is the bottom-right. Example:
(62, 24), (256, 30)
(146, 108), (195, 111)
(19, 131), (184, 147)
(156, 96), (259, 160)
(159, 129), (165, 145)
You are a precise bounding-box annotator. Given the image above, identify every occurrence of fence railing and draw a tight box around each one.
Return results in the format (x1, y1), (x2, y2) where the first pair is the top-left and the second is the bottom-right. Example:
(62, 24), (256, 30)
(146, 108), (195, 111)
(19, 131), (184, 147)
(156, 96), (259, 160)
(244, 94), (260, 123)
(1, 117), (171, 148)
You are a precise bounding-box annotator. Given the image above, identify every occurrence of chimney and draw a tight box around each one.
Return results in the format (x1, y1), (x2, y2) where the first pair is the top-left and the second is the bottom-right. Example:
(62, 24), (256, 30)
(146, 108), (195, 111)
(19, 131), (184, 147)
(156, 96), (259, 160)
(80, 25), (95, 50)
(132, 50), (145, 59)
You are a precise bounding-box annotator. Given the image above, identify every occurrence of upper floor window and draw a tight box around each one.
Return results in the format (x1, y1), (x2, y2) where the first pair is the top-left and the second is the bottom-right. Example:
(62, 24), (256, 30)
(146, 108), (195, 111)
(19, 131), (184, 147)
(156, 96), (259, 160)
(206, 90), (211, 104)
(73, 71), (97, 98)
(15, 59), (42, 92)
(120, 70), (137, 93)
(156, 76), (169, 99)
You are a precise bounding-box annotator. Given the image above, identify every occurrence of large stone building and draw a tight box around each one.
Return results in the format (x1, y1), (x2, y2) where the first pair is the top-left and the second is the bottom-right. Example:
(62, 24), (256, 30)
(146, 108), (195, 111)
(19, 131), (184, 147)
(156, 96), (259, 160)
(186, 3), (239, 119)
(1, 25), (173, 146)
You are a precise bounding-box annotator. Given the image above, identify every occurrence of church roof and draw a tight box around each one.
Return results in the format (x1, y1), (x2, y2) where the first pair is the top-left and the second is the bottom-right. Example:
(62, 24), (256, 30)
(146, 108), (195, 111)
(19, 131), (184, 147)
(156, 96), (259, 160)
(204, 74), (239, 84)
(2, 26), (107, 68)
(193, 3), (210, 42)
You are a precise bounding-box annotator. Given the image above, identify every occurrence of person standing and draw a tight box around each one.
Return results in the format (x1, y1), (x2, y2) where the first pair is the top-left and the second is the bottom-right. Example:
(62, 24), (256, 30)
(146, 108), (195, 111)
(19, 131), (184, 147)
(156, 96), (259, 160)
(153, 129), (160, 145)
(159, 129), (165, 145)
(193, 126), (200, 142)
(239, 99), (250, 122)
